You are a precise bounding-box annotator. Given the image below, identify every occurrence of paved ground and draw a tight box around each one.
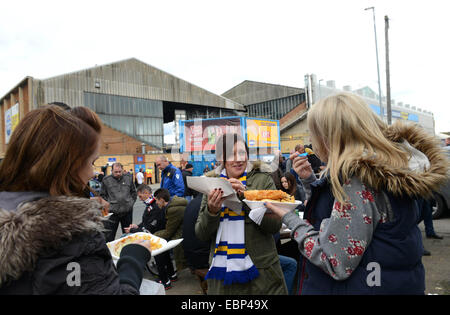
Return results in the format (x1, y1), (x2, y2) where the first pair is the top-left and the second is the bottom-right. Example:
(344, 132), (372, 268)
(114, 189), (450, 295)
(112, 184), (205, 295)
(420, 216), (450, 295)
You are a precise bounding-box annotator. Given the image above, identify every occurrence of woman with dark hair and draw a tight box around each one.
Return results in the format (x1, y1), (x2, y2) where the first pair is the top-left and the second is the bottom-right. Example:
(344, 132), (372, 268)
(280, 172), (306, 203)
(195, 133), (287, 295)
(70, 106), (110, 214)
(0, 105), (152, 294)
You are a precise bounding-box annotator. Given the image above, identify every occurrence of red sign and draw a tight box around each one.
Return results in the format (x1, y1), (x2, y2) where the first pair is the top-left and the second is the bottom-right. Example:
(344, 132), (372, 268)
(183, 118), (242, 152)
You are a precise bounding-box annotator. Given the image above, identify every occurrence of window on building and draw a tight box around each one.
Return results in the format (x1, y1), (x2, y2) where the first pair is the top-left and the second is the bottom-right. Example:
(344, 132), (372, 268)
(84, 92), (164, 148)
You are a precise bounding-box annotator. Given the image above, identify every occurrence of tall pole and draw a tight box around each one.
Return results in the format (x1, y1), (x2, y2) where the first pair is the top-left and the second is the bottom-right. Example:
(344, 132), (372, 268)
(385, 15), (392, 125)
(365, 7), (384, 120)
(318, 79), (323, 99)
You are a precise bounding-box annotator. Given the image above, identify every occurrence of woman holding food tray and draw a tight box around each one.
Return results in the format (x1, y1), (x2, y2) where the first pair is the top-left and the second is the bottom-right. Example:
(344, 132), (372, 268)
(195, 133), (288, 295)
(265, 92), (449, 295)
(0, 105), (152, 294)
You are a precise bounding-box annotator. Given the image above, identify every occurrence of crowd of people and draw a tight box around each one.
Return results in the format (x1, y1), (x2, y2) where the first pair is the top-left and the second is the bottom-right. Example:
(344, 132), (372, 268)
(0, 92), (448, 295)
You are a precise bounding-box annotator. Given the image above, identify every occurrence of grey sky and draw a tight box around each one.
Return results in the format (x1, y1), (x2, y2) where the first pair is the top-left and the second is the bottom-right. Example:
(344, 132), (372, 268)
(1, 0), (448, 133)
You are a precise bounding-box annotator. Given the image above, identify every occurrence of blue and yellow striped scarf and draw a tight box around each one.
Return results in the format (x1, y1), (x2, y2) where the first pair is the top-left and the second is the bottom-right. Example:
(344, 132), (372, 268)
(205, 170), (259, 285)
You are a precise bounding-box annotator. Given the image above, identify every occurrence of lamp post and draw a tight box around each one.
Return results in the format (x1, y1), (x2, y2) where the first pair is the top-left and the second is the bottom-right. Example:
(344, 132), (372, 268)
(318, 79), (323, 99)
(365, 6), (384, 120)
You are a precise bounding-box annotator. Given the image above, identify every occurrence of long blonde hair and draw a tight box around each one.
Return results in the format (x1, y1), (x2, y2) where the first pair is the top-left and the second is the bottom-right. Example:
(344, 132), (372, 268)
(307, 92), (409, 205)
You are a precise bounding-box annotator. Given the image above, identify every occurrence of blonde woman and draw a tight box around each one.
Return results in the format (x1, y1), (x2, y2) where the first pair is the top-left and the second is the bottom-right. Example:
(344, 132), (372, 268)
(266, 93), (449, 295)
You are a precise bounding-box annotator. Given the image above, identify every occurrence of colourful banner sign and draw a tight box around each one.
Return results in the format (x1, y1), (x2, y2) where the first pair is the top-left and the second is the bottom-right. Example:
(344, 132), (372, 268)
(183, 118), (242, 152)
(246, 119), (279, 148)
(5, 102), (19, 144)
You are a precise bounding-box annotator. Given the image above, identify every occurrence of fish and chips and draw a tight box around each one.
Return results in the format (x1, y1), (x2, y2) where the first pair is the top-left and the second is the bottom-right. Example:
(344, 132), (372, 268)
(112, 233), (163, 257)
(244, 190), (295, 203)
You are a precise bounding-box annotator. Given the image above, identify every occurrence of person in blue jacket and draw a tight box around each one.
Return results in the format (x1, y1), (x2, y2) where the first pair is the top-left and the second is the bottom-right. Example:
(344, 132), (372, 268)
(156, 155), (185, 197)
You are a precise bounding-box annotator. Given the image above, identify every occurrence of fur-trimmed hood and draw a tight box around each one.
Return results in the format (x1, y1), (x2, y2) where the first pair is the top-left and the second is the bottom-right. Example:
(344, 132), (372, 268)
(349, 122), (449, 198)
(0, 194), (105, 286)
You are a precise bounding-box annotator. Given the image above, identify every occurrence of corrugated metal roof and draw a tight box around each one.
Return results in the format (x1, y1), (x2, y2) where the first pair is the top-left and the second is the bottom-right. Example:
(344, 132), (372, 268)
(38, 58), (245, 111)
(222, 80), (304, 106)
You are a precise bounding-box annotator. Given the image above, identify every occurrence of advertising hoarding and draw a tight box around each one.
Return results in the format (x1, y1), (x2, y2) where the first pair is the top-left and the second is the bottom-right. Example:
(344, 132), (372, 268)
(246, 119), (279, 148)
(179, 116), (280, 176)
(5, 103), (19, 144)
(182, 117), (242, 152)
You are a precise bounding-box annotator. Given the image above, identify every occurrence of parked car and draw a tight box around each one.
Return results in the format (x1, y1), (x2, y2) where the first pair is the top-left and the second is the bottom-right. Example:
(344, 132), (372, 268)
(431, 149), (450, 219)
(431, 177), (450, 219)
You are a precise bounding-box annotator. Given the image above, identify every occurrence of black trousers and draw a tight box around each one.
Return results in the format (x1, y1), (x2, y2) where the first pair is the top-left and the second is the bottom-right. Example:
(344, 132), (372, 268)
(104, 211), (133, 242)
(154, 251), (175, 283)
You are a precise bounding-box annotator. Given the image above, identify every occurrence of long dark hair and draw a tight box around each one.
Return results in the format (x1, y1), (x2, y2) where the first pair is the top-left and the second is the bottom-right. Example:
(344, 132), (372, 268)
(281, 172), (297, 196)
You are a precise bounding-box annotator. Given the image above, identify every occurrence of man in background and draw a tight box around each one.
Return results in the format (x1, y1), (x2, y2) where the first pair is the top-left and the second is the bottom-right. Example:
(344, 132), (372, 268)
(153, 188), (187, 289)
(124, 184), (165, 234)
(136, 168), (145, 186)
(286, 143), (323, 175)
(156, 156), (185, 197)
(146, 168), (153, 184)
(444, 137), (450, 158)
(182, 163), (197, 201)
(101, 162), (137, 242)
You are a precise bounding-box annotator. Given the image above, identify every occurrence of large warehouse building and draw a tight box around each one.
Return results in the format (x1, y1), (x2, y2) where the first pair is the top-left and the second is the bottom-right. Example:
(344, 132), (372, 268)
(0, 58), (245, 181)
(1, 60), (437, 179)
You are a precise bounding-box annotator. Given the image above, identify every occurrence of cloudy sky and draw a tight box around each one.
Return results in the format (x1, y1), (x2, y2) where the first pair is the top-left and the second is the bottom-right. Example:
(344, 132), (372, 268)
(1, 0), (449, 133)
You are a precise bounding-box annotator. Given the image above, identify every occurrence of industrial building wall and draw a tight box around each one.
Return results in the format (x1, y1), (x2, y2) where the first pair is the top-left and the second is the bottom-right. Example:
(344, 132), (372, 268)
(27, 58), (248, 150)
(34, 58), (244, 111)
(222, 80), (304, 106)
(280, 120), (309, 153)
(1, 57), (250, 158)
(84, 91), (164, 148)
(246, 93), (305, 120)
(0, 77), (32, 158)
(279, 102), (309, 153)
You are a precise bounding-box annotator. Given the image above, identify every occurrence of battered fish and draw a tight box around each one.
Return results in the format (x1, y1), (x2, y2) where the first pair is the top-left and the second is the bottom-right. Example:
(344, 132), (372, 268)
(244, 190), (293, 202)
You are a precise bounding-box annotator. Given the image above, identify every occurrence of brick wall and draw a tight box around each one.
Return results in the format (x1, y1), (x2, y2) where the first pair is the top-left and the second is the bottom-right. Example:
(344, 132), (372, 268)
(100, 124), (158, 156)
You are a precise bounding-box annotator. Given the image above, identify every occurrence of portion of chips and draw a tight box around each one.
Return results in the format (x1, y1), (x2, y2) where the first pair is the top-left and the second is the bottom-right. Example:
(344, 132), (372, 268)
(101, 208), (109, 217)
(244, 190), (295, 203)
(113, 234), (163, 256)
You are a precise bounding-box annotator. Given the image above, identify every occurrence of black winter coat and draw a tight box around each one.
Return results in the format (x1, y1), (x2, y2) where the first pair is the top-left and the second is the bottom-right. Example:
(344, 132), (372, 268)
(182, 170), (198, 197)
(182, 194), (209, 270)
(0, 194), (150, 295)
(130, 198), (166, 234)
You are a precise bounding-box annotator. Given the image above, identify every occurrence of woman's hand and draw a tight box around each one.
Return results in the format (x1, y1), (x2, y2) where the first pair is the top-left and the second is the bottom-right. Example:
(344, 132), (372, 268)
(207, 188), (226, 214)
(124, 224), (138, 234)
(90, 196), (110, 215)
(289, 152), (313, 179)
(264, 202), (290, 220)
(227, 178), (246, 197)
